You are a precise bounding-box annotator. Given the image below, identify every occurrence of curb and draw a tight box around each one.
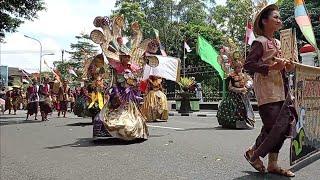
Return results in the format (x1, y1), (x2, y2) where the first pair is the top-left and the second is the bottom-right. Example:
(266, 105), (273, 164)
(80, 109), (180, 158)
(169, 112), (216, 117)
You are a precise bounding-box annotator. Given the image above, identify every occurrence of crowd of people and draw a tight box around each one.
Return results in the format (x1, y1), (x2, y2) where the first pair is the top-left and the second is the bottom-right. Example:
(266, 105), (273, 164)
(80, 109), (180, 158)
(0, 78), (90, 121)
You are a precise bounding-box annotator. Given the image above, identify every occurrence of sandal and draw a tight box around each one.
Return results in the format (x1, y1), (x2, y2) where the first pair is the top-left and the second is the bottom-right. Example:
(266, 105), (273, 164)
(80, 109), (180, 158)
(244, 149), (266, 173)
(268, 167), (295, 177)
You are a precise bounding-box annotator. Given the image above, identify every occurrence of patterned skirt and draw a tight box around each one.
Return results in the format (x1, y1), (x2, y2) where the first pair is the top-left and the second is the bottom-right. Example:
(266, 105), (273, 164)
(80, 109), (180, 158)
(217, 92), (255, 129)
(27, 101), (39, 115)
(93, 101), (149, 140)
(39, 101), (52, 114)
(59, 101), (68, 111)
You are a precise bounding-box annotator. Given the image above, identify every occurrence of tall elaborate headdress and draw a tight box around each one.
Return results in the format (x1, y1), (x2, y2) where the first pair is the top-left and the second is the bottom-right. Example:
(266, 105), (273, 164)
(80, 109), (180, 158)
(218, 37), (244, 75)
(89, 15), (151, 68)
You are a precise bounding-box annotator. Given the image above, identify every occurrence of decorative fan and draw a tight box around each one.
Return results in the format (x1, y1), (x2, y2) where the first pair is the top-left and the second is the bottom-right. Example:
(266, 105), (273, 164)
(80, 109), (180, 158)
(90, 14), (153, 80)
(90, 30), (105, 44)
(112, 15), (124, 40)
(146, 56), (159, 68)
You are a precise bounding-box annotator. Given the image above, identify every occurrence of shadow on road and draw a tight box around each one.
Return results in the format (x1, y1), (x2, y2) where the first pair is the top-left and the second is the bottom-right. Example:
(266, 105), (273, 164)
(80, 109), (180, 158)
(0, 119), (43, 126)
(291, 152), (320, 173)
(146, 120), (169, 123)
(65, 122), (93, 127)
(45, 137), (147, 149)
(177, 126), (253, 131)
(177, 127), (217, 131)
(233, 171), (291, 180)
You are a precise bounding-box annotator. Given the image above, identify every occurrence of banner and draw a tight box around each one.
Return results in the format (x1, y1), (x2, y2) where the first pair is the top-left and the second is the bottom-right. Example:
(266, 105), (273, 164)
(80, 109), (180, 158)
(291, 64), (320, 165)
(280, 28), (293, 61)
(143, 55), (180, 82)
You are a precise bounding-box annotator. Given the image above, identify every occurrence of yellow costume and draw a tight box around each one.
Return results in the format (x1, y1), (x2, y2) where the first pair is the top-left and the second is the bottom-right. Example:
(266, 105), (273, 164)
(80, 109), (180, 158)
(141, 76), (168, 121)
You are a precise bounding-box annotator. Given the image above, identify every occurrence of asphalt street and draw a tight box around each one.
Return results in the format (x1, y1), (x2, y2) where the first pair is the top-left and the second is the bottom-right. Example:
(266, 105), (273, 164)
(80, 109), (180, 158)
(1, 110), (319, 180)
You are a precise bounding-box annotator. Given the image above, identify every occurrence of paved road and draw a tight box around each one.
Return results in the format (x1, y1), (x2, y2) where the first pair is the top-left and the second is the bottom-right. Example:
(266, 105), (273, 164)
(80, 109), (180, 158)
(1, 111), (319, 180)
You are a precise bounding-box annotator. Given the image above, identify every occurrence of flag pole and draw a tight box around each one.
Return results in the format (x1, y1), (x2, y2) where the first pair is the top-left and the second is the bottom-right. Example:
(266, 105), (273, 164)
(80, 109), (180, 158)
(244, 17), (249, 62)
(222, 74), (226, 98)
(183, 41), (186, 77)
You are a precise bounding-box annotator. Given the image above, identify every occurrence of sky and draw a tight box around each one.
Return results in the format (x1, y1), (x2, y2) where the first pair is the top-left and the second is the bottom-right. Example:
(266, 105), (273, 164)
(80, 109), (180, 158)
(0, 0), (233, 73)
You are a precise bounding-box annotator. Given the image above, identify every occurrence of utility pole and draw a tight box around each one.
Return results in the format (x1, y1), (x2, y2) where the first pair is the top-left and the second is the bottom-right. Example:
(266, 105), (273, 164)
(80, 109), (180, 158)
(61, 49), (64, 63)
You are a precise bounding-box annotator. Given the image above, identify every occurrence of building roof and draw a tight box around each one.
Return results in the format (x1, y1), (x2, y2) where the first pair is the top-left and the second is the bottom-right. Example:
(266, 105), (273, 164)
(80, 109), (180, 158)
(8, 67), (30, 77)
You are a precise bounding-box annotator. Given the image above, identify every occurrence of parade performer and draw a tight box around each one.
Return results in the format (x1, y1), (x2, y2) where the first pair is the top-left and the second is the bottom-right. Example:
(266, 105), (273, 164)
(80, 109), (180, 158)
(4, 89), (13, 114)
(11, 87), (22, 115)
(90, 15), (149, 140)
(51, 79), (61, 112)
(69, 91), (75, 113)
(74, 87), (90, 117)
(85, 54), (108, 123)
(141, 75), (168, 122)
(243, 4), (296, 177)
(57, 80), (70, 118)
(103, 52), (148, 140)
(39, 78), (52, 121)
(141, 39), (169, 122)
(26, 80), (39, 120)
(217, 61), (255, 129)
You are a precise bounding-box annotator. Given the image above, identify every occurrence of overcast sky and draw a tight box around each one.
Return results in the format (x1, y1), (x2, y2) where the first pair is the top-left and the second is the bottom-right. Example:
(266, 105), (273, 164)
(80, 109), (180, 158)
(2, 0), (279, 73)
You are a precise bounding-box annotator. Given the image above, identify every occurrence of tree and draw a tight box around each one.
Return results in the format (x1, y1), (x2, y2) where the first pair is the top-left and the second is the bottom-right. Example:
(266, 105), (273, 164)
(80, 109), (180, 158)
(211, 0), (254, 46)
(113, 1), (152, 37)
(53, 33), (98, 81)
(53, 61), (80, 82)
(177, 0), (209, 25)
(0, 0), (46, 35)
(69, 33), (98, 62)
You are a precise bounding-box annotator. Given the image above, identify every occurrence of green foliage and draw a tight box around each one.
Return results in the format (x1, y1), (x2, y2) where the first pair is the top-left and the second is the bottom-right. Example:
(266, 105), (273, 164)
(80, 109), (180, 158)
(177, 0), (211, 25)
(113, 1), (153, 37)
(53, 61), (79, 82)
(69, 33), (98, 62)
(211, 0), (254, 46)
(178, 77), (194, 90)
(0, 0), (46, 34)
(54, 33), (98, 81)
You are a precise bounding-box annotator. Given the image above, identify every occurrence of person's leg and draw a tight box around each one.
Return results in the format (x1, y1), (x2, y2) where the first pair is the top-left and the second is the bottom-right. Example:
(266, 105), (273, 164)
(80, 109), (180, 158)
(71, 102), (74, 112)
(13, 103), (17, 115)
(266, 124), (294, 177)
(41, 111), (45, 121)
(244, 102), (278, 173)
(35, 102), (38, 120)
(267, 152), (295, 177)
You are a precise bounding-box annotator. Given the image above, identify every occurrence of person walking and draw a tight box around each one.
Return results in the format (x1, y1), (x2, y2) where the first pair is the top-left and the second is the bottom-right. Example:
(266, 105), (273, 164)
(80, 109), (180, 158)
(243, 4), (296, 177)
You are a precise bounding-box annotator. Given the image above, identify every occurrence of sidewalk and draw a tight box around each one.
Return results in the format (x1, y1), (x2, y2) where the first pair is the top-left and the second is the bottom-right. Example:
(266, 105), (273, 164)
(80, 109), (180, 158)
(169, 110), (216, 117)
(169, 110), (261, 119)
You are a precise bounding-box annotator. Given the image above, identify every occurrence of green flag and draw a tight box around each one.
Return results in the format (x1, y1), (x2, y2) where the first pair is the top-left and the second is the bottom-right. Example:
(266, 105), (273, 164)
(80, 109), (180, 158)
(197, 35), (224, 79)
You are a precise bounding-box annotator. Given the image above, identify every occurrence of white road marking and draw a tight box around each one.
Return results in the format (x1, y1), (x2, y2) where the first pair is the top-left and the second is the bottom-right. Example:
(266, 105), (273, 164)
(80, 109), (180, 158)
(147, 125), (185, 130)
